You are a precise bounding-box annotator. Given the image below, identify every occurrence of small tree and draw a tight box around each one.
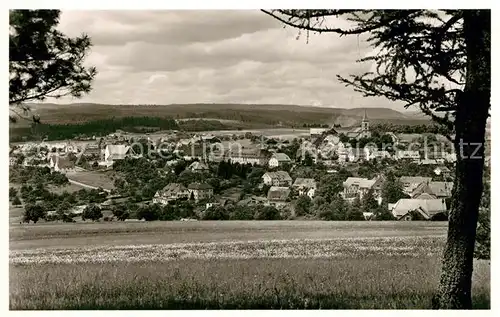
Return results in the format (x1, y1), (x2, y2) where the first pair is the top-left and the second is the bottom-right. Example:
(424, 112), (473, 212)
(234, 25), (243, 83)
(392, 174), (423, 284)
(82, 204), (102, 221)
(374, 206), (396, 221)
(381, 172), (408, 204)
(255, 205), (281, 220)
(294, 195), (312, 217)
(9, 187), (18, 200)
(229, 205), (255, 220)
(12, 196), (22, 206)
(112, 205), (129, 221)
(23, 204), (46, 223)
(362, 189), (379, 214)
(56, 201), (72, 220)
(202, 206), (229, 220)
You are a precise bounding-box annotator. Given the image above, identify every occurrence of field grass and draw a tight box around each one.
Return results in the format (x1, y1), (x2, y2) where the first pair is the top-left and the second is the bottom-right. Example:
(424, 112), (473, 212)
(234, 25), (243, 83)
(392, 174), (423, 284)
(65, 171), (115, 191)
(9, 221), (489, 309)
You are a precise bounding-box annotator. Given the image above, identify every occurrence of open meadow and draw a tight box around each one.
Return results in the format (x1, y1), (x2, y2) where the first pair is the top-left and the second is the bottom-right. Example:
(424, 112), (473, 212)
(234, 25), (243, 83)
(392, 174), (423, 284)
(9, 221), (490, 309)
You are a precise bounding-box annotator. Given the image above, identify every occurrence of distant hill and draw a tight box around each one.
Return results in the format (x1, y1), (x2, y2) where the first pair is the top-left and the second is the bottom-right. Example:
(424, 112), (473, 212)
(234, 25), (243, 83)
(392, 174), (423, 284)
(12, 103), (431, 129)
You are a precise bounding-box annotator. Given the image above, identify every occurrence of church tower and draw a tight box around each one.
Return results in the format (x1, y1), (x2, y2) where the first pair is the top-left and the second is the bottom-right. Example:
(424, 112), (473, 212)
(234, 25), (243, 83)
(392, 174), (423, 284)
(362, 109), (369, 131)
(360, 109), (371, 139)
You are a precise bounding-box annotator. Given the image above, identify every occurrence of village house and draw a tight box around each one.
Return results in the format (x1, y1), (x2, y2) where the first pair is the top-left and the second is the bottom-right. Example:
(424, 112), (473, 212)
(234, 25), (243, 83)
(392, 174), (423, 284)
(267, 186), (291, 208)
(395, 150), (421, 161)
(309, 128), (329, 139)
(292, 178), (317, 199)
(81, 143), (102, 158)
(345, 110), (371, 140)
(342, 177), (376, 201)
(188, 183), (214, 202)
(189, 161), (209, 172)
(363, 145), (378, 161)
(399, 176), (433, 195)
(102, 144), (134, 167)
(226, 149), (269, 166)
(389, 198), (447, 220)
(411, 181), (453, 199)
(262, 171), (293, 187)
(49, 155), (76, 174)
(268, 153), (292, 168)
(153, 183), (190, 205)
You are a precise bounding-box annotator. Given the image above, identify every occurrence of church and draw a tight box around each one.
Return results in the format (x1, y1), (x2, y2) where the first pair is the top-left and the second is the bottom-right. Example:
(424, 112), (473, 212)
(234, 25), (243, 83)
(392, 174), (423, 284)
(346, 110), (371, 140)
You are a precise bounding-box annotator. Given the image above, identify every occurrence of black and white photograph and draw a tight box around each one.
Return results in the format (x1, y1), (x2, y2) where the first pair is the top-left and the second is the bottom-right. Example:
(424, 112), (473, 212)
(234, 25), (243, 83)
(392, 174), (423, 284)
(7, 2), (492, 311)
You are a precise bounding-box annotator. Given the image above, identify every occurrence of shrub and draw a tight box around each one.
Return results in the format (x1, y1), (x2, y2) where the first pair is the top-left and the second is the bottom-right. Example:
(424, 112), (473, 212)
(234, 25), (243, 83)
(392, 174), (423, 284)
(23, 204), (47, 223)
(202, 206), (230, 220)
(82, 204), (103, 221)
(255, 206), (281, 220)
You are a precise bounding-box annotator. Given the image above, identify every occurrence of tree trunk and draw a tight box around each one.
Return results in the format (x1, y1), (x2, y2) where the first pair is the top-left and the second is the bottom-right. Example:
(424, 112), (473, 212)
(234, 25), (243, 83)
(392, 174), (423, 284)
(437, 10), (490, 309)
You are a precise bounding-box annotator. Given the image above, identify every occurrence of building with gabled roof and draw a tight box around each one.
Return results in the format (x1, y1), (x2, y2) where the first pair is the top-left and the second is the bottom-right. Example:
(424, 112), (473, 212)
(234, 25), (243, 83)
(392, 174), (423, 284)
(292, 178), (317, 198)
(346, 110), (371, 140)
(342, 177), (377, 200)
(389, 198), (447, 220)
(267, 186), (291, 208)
(268, 152), (292, 168)
(400, 176), (433, 195)
(188, 182), (214, 201)
(262, 171), (293, 187)
(153, 183), (190, 205)
(411, 181), (453, 199)
(189, 161), (209, 172)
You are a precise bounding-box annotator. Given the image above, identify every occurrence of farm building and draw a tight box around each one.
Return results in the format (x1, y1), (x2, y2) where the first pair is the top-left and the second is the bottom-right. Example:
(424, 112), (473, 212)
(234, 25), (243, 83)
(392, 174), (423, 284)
(267, 186), (291, 208)
(411, 181), (453, 199)
(389, 198), (447, 221)
(292, 178), (317, 199)
(268, 153), (292, 168)
(399, 176), (433, 195)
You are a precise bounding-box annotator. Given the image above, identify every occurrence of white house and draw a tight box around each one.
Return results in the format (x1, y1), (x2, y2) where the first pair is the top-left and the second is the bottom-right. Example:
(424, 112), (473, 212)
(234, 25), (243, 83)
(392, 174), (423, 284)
(153, 183), (190, 205)
(262, 171), (293, 187)
(389, 198), (447, 220)
(189, 161), (209, 172)
(187, 183), (214, 202)
(49, 155), (76, 174)
(103, 144), (134, 166)
(399, 176), (433, 195)
(292, 178), (317, 199)
(396, 150), (421, 161)
(268, 153), (292, 168)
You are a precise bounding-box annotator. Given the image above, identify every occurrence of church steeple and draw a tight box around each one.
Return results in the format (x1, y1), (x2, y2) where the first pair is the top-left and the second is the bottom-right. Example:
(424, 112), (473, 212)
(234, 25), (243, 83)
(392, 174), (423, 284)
(361, 109), (369, 132)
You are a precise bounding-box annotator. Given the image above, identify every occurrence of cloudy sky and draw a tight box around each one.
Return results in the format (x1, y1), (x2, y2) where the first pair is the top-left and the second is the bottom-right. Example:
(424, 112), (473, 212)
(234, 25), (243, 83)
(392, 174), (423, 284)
(57, 10), (406, 110)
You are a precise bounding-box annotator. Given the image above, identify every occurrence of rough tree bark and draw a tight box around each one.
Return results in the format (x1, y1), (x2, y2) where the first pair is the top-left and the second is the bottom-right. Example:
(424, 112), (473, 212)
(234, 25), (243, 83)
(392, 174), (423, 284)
(438, 10), (490, 309)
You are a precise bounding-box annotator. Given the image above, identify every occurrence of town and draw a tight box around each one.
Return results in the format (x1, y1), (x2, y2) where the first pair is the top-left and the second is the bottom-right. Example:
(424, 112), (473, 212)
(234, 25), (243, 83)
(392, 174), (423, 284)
(10, 111), (488, 224)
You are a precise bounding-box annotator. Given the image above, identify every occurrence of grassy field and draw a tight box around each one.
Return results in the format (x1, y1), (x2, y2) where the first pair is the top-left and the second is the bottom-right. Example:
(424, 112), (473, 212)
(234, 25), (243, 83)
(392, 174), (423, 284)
(9, 221), (490, 309)
(65, 171), (115, 191)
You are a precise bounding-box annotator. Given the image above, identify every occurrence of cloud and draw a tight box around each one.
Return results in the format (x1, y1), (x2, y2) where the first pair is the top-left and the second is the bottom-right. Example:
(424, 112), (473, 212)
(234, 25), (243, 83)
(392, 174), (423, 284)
(55, 10), (406, 110)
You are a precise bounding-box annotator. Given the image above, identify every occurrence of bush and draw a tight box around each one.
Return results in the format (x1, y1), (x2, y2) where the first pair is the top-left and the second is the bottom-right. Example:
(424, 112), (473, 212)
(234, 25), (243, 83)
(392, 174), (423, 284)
(82, 204), (103, 221)
(23, 204), (47, 223)
(12, 196), (22, 206)
(475, 210), (490, 260)
(229, 206), (255, 220)
(202, 206), (230, 220)
(255, 206), (281, 220)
